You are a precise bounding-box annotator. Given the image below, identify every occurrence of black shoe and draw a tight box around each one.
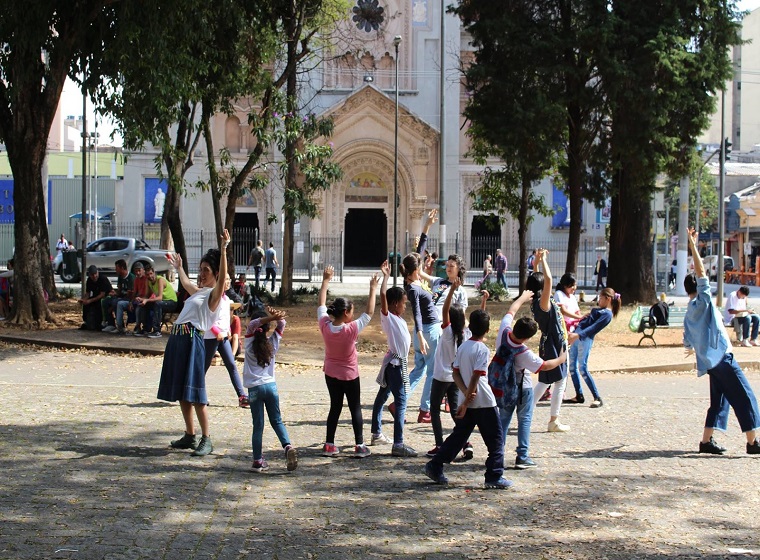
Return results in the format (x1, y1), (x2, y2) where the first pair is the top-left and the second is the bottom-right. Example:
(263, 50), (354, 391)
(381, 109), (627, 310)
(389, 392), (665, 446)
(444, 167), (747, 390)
(747, 438), (760, 455)
(170, 433), (198, 450)
(699, 437), (726, 455)
(515, 457), (537, 469)
(562, 395), (585, 404)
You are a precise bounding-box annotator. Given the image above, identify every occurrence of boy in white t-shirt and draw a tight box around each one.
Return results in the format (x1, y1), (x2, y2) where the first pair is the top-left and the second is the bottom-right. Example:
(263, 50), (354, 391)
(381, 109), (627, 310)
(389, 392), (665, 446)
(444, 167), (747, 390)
(496, 290), (567, 469)
(370, 260), (417, 457)
(425, 309), (512, 489)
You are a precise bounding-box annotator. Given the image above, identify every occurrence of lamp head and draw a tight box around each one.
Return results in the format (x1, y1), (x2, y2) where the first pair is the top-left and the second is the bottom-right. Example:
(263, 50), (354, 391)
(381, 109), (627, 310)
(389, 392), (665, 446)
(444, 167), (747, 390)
(393, 35), (402, 47)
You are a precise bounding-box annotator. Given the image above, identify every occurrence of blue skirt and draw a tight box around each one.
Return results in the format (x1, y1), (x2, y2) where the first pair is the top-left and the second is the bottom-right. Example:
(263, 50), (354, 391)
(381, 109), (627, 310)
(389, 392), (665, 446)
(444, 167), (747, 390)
(157, 325), (207, 404)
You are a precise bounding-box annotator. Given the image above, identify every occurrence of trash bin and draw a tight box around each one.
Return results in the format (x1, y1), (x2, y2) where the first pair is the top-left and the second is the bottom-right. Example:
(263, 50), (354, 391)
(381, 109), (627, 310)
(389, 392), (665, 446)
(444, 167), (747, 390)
(389, 252), (401, 277)
(61, 251), (81, 283)
(434, 257), (447, 279)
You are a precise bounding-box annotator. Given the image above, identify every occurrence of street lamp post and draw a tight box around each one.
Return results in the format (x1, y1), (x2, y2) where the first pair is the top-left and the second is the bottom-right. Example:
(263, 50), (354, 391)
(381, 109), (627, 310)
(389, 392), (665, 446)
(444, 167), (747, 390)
(393, 35), (401, 287)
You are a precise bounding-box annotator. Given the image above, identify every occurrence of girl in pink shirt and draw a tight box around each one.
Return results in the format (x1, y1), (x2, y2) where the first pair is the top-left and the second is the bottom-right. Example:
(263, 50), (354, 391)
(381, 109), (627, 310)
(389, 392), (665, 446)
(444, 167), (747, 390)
(318, 265), (379, 458)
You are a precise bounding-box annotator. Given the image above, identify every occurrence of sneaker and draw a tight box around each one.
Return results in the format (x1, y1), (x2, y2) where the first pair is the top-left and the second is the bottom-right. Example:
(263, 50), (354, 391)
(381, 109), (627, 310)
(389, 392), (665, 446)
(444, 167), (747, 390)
(116, 327), (126, 335)
(251, 458), (269, 472)
(417, 409), (432, 423)
(747, 438), (760, 454)
(752, 339), (760, 347)
(238, 395), (250, 408)
(102, 325), (118, 333)
(353, 444), (371, 458)
(147, 330), (162, 338)
(132, 329), (146, 336)
(515, 457), (537, 469)
(285, 445), (298, 471)
(391, 443), (418, 457)
(370, 432), (392, 446)
(562, 394), (585, 404)
(190, 435), (213, 456)
(539, 389), (552, 402)
(461, 442), (474, 461)
(322, 443), (340, 457)
(424, 461), (448, 485)
(484, 477), (514, 490)
(426, 446), (441, 458)
(590, 397), (604, 408)
(742, 339), (752, 347)
(548, 420), (570, 433)
(170, 432), (198, 450)
(101, 321), (108, 328)
(699, 437), (726, 455)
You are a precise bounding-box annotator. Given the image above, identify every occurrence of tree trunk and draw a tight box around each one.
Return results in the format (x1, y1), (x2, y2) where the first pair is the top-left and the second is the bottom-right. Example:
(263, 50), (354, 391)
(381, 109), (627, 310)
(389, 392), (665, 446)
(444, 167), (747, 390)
(7, 142), (56, 326)
(565, 103), (583, 275)
(517, 174), (531, 293)
(202, 108), (229, 275)
(607, 170), (655, 303)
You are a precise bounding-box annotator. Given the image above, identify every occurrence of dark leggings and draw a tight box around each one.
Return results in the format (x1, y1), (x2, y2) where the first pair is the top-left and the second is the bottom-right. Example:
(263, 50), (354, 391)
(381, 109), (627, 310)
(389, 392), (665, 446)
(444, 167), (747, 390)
(430, 379), (460, 447)
(325, 374), (364, 445)
(204, 338), (245, 398)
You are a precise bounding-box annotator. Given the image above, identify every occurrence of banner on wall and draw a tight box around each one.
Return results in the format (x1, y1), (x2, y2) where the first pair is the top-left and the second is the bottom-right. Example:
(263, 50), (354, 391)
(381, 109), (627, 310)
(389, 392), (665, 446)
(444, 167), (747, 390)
(145, 178), (169, 224)
(0, 179), (53, 224)
(591, 197), (612, 231)
(551, 183), (573, 229)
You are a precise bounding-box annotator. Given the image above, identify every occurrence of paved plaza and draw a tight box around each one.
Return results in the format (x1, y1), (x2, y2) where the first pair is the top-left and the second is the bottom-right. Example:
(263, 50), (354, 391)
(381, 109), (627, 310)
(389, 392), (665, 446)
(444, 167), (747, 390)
(1, 332), (760, 559)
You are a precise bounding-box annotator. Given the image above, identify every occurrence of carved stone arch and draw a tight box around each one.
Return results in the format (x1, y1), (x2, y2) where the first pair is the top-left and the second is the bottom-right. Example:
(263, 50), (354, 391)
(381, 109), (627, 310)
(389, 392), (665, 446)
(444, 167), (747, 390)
(326, 140), (419, 239)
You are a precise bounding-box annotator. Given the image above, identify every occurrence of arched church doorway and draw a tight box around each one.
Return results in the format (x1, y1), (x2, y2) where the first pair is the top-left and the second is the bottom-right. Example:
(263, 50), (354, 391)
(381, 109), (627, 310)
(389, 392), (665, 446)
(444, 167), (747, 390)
(470, 215), (501, 272)
(233, 211), (260, 268)
(344, 208), (387, 267)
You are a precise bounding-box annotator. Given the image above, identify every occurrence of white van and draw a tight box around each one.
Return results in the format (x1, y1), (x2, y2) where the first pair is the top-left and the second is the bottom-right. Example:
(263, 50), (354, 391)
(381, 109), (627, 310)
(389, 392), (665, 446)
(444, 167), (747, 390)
(703, 255), (735, 281)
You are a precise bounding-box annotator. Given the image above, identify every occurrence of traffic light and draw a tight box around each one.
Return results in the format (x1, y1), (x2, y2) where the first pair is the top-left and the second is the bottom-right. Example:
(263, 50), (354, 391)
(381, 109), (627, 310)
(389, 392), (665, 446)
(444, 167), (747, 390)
(722, 137), (732, 160)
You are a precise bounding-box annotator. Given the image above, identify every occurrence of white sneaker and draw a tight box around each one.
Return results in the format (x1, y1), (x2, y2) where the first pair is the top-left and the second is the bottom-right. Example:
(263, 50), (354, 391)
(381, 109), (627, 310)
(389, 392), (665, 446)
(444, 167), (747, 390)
(751, 340), (760, 347)
(548, 420), (570, 433)
(370, 432), (391, 446)
(742, 339), (751, 347)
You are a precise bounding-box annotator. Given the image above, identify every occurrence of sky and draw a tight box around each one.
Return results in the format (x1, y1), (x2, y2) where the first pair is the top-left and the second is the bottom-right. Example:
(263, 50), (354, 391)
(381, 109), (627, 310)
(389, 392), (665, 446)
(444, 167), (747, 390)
(60, 0), (760, 149)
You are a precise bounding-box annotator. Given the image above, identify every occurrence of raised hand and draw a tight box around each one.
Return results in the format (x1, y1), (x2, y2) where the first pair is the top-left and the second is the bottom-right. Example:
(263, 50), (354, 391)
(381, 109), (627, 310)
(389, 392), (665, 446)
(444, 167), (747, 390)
(380, 260), (390, 277)
(323, 265), (334, 281)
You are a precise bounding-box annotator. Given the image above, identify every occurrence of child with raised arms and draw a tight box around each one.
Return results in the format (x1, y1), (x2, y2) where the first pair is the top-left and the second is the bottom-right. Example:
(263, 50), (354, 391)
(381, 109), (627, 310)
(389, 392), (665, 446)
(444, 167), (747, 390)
(369, 260), (417, 457)
(318, 265), (379, 458)
(243, 306), (297, 472)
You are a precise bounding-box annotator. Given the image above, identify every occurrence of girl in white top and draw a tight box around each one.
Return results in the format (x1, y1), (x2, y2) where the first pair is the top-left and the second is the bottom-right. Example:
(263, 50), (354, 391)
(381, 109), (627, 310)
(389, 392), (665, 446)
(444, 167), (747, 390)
(157, 230), (230, 458)
(427, 280), (488, 459)
(242, 307), (297, 473)
(554, 273), (583, 332)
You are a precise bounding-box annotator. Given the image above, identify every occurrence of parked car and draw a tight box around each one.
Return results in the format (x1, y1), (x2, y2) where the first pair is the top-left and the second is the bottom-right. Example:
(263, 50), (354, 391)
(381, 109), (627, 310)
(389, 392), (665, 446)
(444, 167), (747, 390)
(55, 237), (172, 283)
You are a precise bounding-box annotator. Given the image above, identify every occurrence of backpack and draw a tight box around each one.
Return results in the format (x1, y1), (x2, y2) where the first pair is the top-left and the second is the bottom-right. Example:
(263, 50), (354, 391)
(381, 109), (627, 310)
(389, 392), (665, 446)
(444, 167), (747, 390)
(649, 301), (670, 326)
(487, 334), (527, 409)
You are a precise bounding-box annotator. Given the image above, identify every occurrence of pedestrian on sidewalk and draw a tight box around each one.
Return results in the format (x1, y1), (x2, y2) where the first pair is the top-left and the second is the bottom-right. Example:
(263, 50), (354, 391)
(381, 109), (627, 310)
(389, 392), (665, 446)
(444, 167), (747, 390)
(318, 265), (379, 458)
(683, 228), (760, 456)
(243, 306), (298, 473)
(156, 231), (230, 458)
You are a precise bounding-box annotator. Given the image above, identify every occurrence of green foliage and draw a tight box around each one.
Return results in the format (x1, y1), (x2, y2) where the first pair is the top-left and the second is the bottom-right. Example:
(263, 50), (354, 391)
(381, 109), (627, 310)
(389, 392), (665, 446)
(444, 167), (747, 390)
(474, 279), (509, 302)
(664, 149), (719, 234)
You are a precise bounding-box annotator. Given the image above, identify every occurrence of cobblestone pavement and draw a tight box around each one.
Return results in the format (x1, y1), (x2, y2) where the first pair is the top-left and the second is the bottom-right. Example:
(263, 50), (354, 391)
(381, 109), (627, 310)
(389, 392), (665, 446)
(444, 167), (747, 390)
(1, 341), (760, 559)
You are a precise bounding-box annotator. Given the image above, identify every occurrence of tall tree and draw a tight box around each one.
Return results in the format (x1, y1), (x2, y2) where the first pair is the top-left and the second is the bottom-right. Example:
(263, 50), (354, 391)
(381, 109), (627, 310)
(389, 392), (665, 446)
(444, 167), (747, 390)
(595, 0), (741, 301)
(453, 0), (608, 275)
(0, 1), (119, 326)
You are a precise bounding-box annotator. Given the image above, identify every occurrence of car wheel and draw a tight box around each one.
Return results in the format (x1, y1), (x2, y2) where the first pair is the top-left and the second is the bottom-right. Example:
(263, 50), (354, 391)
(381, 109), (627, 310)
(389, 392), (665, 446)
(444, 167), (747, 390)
(60, 268), (80, 283)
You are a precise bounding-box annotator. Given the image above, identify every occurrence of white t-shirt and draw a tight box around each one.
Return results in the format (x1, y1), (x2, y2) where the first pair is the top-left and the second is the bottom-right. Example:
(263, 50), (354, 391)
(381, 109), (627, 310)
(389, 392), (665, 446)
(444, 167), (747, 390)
(431, 278), (468, 322)
(724, 291), (750, 325)
(434, 324), (471, 382)
(380, 310), (411, 364)
(554, 289), (580, 327)
(497, 313), (544, 388)
(175, 287), (222, 332)
(454, 339), (495, 408)
(204, 293), (230, 339)
(243, 319), (284, 387)
(317, 305), (371, 333)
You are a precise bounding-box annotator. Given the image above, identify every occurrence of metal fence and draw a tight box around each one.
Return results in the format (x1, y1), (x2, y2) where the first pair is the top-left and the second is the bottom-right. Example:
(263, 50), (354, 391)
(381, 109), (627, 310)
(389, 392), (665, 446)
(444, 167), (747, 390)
(0, 219), (607, 286)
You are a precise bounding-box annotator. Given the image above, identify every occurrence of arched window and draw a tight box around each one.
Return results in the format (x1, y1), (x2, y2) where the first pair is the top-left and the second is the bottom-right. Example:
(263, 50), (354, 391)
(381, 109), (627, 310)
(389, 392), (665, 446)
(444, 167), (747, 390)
(225, 116), (241, 152)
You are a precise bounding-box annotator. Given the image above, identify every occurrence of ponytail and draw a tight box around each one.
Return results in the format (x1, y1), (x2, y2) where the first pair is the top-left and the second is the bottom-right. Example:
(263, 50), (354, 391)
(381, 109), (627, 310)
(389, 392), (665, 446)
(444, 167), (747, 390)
(448, 304), (466, 348)
(600, 287), (621, 317)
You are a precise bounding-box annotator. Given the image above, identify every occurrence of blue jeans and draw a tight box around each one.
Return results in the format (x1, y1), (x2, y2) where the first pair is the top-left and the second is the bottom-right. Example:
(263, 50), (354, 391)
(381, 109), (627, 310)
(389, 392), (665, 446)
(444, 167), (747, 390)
(496, 271), (507, 289)
(499, 385), (534, 461)
(248, 382), (291, 460)
(204, 338), (245, 398)
(428, 406), (504, 483)
(114, 300), (133, 330)
(371, 363), (407, 444)
(408, 322), (442, 412)
(736, 314), (760, 341)
(569, 337), (600, 399)
(705, 354), (760, 433)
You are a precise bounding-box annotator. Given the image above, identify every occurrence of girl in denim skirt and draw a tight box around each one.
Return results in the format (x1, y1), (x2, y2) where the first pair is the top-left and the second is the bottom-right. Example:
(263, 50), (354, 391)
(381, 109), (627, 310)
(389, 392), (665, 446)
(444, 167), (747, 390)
(243, 307), (297, 472)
